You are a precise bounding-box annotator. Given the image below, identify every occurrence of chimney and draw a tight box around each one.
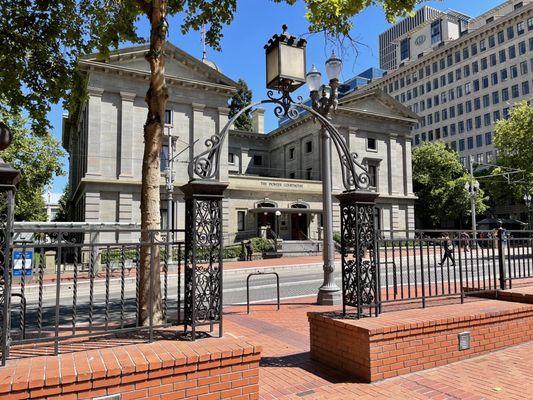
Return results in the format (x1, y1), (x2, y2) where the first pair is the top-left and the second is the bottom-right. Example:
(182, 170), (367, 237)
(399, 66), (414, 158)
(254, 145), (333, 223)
(251, 108), (265, 134)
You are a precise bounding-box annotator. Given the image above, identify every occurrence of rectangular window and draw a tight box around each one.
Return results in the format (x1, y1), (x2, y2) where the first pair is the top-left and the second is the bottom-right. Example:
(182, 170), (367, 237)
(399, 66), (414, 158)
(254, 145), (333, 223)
(483, 94), (490, 108)
(465, 100), (472, 113)
(440, 75), (446, 87)
(306, 168), (313, 180)
(463, 64), (470, 77)
(442, 108), (448, 120)
(467, 137), (474, 149)
(510, 64), (518, 78)
(237, 211), (245, 231)
(486, 151), (493, 163)
(489, 53), (496, 67)
(507, 26), (515, 40)
(443, 126), (448, 137)
(484, 113), (491, 126)
(458, 121), (465, 133)
(465, 82), (471, 94)
(289, 172), (295, 179)
(414, 134), (420, 145)
(491, 72), (498, 85)
(466, 119), (473, 131)
(492, 91), (499, 104)
(457, 86), (463, 98)
(480, 39), (486, 52)
(459, 139), (465, 151)
(499, 49), (506, 63)
(520, 61), (528, 75)
(485, 132), (492, 145)
(450, 123), (457, 135)
(501, 68), (508, 81)
(428, 130), (434, 141)
(431, 20), (442, 45)
(368, 165), (377, 188)
(474, 98), (481, 110)
(253, 155), (263, 166)
(400, 38), (410, 60)
(164, 109), (173, 126)
(522, 81), (530, 95)
(475, 116), (481, 128)
(529, 17), (533, 31)
(493, 110), (500, 121)
(518, 41), (526, 55)
(228, 152), (235, 164)
(456, 68), (462, 80)
(517, 21), (525, 35)
(471, 43), (478, 56)
(482, 76), (489, 88)
(503, 107), (510, 119)
(441, 92), (447, 103)
(472, 61), (479, 74)
(475, 135), (482, 148)
(458, 103), (464, 115)
(367, 137), (377, 150)
(306, 141), (313, 153)
(511, 84), (520, 98)
(160, 143), (169, 172)
(502, 87), (509, 101)
(481, 57), (488, 70)
(473, 79), (480, 92)
(449, 88), (455, 100)
(509, 45), (516, 59)
(497, 30), (505, 44)
(451, 141), (457, 151)
(289, 147), (295, 159)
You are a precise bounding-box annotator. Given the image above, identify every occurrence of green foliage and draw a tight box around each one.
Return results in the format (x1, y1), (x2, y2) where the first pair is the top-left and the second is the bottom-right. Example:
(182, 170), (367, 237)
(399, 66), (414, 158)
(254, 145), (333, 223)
(228, 79), (253, 131)
(54, 186), (73, 222)
(412, 141), (487, 228)
(250, 237), (274, 253)
(0, 111), (65, 221)
(494, 101), (533, 193)
(223, 244), (243, 259)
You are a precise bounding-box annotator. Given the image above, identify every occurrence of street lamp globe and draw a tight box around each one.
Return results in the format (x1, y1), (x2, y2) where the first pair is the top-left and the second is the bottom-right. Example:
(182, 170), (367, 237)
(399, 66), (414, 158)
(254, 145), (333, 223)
(275, 210), (281, 217)
(305, 65), (322, 92)
(325, 50), (342, 82)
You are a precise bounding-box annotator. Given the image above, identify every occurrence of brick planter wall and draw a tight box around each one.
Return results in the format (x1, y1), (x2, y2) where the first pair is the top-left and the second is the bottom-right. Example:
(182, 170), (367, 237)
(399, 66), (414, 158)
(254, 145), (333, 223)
(309, 300), (533, 382)
(0, 338), (261, 400)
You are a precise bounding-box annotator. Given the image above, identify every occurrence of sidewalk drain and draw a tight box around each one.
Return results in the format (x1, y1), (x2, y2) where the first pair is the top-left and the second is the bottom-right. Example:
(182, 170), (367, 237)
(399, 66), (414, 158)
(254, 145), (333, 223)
(296, 390), (315, 397)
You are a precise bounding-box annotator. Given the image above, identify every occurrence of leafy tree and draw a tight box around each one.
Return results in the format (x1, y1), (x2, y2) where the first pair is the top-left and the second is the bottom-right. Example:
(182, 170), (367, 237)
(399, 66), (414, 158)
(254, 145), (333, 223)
(1, 0), (422, 323)
(494, 101), (533, 194)
(412, 142), (487, 228)
(0, 111), (65, 221)
(54, 186), (73, 222)
(228, 79), (253, 131)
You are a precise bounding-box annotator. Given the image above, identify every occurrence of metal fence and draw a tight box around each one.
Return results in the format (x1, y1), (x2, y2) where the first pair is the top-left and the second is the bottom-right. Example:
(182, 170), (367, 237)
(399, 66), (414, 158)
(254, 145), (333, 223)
(1, 225), (184, 365)
(375, 229), (533, 309)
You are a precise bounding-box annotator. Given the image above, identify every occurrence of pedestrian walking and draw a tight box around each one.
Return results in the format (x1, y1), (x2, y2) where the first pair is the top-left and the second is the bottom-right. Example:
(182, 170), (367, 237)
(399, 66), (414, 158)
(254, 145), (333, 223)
(460, 231), (470, 252)
(245, 240), (253, 261)
(438, 233), (456, 266)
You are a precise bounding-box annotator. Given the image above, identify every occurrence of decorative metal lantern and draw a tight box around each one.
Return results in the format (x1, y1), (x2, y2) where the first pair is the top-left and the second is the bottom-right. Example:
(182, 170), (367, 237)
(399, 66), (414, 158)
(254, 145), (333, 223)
(264, 25), (307, 92)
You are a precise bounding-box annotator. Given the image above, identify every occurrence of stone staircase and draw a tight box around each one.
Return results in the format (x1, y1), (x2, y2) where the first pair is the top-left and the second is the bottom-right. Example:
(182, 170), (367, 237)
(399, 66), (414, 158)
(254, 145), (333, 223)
(280, 240), (322, 256)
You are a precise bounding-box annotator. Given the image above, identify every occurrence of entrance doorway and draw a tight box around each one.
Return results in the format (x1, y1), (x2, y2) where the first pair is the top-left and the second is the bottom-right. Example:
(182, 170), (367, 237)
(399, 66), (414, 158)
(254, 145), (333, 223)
(290, 203), (308, 240)
(256, 202), (276, 238)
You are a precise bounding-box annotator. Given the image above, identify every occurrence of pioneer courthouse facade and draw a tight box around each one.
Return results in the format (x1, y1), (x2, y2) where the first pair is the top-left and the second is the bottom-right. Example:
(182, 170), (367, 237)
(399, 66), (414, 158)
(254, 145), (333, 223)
(62, 44), (418, 242)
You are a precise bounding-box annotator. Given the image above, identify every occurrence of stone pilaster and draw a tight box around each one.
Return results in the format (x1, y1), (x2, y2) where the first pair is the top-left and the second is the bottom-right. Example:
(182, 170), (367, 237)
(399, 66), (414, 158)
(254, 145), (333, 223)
(190, 103), (205, 165)
(86, 87), (104, 176)
(119, 192), (133, 242)
(218, 107), (229, 181)
(404, 136), (414, 195)
(119, 91), (136, 179)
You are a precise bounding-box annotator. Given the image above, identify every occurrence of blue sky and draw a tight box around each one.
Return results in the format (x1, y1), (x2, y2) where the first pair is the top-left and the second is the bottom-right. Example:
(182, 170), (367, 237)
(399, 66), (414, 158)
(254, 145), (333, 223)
(47, 0), (502, 193)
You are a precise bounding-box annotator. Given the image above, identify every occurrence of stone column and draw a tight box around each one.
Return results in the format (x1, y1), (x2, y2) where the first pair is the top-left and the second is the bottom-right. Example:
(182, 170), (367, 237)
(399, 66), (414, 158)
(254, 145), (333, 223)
(190, 103), (205, 164)
(119, 91), (136, 179)
(404, 136), (414, 196)
(86, 87), (103, 177)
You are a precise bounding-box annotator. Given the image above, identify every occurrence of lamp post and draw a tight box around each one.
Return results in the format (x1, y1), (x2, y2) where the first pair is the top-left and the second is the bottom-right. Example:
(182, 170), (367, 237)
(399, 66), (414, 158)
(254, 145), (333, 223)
(275, 210), (281, 238)
(524, 192), (532, 231)
(306, 52), (343, 305)
(465, 156), (480, 240)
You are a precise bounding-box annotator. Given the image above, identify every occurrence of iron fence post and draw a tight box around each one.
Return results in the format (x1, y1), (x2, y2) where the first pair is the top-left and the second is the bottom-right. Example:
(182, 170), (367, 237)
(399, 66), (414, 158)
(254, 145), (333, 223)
(497, 227), (506, 290)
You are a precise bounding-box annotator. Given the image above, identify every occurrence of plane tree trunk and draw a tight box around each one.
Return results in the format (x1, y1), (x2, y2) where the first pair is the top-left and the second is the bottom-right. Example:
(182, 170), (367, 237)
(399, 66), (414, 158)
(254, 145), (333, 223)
(137, 0), (168, 326)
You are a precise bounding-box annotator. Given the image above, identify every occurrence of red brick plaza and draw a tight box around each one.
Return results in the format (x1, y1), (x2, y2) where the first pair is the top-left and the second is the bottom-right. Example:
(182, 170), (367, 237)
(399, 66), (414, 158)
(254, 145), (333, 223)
(225, 295), (533, 400)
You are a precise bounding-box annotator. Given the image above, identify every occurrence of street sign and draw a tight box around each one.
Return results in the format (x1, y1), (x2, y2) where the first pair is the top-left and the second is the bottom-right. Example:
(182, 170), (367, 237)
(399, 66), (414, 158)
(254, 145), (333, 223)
(13, 250), (33, 277)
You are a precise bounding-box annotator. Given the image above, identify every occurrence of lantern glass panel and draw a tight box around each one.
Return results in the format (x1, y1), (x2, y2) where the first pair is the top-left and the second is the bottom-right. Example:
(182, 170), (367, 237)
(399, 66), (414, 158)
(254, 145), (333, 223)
(266, 45), (280, 88)
(279, 43), (305, 83)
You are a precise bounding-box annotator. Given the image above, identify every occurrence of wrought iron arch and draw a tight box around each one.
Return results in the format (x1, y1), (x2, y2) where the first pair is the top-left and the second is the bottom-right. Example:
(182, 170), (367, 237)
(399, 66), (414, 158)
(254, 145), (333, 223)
(188, 91), (370, 192)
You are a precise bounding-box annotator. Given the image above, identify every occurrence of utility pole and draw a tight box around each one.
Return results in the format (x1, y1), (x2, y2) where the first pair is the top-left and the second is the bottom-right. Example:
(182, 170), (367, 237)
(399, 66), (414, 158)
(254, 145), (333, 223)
(165, 127), (174, 264)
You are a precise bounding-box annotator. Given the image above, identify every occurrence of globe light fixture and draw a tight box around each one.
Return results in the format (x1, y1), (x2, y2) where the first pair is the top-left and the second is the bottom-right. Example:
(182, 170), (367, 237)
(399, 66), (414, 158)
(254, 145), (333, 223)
(325, 50), (342, 82)
(305, 65), (322, 93)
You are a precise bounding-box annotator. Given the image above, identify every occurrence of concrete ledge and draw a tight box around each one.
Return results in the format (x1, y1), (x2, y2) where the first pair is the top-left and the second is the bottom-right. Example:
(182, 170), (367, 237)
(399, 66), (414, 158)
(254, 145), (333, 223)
(0, 338), (261, 399)
(308, 300), (533, 382)
(467, 286), (533, 304)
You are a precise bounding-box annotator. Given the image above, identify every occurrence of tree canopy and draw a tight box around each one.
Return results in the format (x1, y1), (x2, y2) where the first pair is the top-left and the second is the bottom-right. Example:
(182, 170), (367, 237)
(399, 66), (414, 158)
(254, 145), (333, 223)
(412, 141), (488, 229)
(0, 111), (65, 221)
(228, 79), (253, 131)
(493, 101), (533, 193)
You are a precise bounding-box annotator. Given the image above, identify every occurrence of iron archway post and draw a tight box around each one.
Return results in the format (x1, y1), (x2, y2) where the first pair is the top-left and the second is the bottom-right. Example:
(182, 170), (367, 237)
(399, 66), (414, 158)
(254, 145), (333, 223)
(184, 85), (378, 336)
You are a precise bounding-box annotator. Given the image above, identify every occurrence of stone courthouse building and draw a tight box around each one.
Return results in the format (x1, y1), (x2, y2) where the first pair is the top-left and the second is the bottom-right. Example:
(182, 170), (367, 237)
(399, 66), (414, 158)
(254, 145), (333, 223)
(63, 43), (418, 242)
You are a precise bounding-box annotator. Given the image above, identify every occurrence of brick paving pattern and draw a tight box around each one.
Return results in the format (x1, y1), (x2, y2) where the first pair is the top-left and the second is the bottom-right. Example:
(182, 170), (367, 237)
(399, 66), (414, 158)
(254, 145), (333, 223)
(224, 297), (533, 399)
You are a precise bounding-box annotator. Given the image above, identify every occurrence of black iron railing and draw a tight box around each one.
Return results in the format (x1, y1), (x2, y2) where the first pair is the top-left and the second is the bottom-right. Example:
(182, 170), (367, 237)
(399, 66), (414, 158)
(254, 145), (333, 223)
(374, 229), (533, 309)
(1, 225), (185, 365)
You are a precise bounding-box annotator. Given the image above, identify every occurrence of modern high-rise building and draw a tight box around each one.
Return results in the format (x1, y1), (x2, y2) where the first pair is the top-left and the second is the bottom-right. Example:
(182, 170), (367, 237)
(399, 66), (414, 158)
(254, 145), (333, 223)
(379, 6), (445, 71)
(362, 0), (533, 168)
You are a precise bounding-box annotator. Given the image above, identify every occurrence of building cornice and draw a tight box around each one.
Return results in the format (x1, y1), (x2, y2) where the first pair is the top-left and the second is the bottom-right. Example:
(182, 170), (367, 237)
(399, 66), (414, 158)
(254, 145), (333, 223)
(78, 60), (237, 95)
